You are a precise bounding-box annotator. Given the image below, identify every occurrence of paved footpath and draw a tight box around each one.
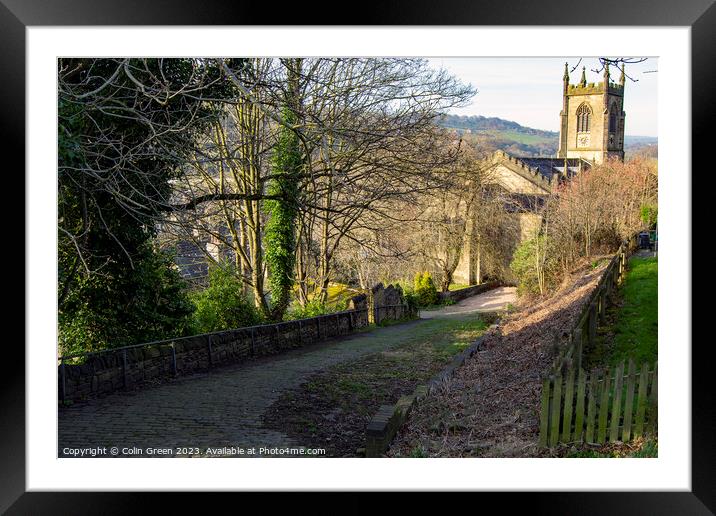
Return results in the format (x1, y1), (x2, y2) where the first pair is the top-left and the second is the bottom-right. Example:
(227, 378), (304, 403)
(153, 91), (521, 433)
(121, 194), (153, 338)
(59, 287), (515, 458)
(420, 286), (517, 319)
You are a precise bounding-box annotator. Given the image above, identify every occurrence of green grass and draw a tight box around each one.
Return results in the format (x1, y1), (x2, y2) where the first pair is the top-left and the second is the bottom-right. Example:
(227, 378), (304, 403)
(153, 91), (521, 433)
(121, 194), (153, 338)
(585, 256), (657, 368)
(609, 256), (658, 366)
(303, 316), (489, 413)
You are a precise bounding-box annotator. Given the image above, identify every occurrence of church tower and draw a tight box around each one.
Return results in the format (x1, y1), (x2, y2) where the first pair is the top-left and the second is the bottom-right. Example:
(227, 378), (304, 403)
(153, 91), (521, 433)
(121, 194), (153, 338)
(557, 61), (626, 164)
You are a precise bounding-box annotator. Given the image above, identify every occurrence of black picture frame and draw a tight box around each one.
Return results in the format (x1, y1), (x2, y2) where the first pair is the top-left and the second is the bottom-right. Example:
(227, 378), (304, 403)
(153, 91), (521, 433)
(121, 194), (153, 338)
(4, 0), (712, 512)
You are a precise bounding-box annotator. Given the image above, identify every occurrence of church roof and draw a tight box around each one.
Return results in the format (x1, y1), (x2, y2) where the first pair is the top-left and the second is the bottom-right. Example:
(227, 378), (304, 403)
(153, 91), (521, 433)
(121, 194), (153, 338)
(512, 157), (589, 182)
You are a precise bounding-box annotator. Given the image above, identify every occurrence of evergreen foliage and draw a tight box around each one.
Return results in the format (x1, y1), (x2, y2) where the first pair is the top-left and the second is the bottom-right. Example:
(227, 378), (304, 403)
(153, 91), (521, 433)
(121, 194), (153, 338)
(264, 61), (303, 321)
(190, 265), (263, 333)
(58, 58), (235, 353)
(413, 271), (439, 307)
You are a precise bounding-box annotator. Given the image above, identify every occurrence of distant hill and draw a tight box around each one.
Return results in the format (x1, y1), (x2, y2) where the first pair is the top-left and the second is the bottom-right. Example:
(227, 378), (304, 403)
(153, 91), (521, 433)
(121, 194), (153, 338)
(438, 114), (657, 159)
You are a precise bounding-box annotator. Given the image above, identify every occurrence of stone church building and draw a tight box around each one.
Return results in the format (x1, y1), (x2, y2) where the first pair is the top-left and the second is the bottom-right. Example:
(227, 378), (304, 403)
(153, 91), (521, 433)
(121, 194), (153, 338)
(453, 62), (627, 285)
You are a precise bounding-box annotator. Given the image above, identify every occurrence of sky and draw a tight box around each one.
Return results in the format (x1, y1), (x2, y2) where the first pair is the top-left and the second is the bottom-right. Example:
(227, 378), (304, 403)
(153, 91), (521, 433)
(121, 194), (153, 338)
(426, 57), (658, 137)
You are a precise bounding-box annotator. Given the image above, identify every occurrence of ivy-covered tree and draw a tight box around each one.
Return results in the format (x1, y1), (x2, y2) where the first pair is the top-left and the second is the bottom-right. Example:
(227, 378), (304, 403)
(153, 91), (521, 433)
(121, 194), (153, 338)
(264, 59), (304, 321)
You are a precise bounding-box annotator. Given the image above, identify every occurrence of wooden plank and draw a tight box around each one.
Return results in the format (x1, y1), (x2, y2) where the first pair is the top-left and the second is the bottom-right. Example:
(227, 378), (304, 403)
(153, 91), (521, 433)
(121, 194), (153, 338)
(585, 371), (598, 444)
(633, 362), (649, 439)
(609, 361), (625, 442)
(622, 359), (636, 442)
(550, 374), (562, 447)
(647, 362), (658, 436)
(562, 368), (575, 443)
(573, 328), (583, 372)
(539, 377), (551, 448)
(597, 368), (611, 444)
(574, 369), (587, 443)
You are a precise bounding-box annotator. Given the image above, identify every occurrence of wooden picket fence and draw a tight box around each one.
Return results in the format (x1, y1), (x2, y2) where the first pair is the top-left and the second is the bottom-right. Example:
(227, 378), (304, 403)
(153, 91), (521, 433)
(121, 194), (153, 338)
(539, 359), (657, 448)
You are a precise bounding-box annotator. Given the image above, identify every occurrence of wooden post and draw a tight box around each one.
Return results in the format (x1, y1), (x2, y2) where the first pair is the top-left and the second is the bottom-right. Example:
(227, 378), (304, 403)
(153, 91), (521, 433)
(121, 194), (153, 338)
(298, 320), (303, 345)
(622, 359), (636, 442)
(597, 369), (611, 444)
(317, 317), (322, 340)
(207, 336), (213, 368)
(609, 361), (625, 442)
(60, 358), (66, 403)
(588, 303), (597, 349)
(573, 328), (583, 372)
(539, 377), (551, 448)
(549, 374), (562, 447)
(122, 349), (128, 389)
(574, 369), (587, 443)
(171, 343), (177, 376)
(250, 327), (256, 356)
(634, 362), (649, 439)
(561, 369), (575, 443)
(585, 371), (598, 444)
(647, 363), (658, 435)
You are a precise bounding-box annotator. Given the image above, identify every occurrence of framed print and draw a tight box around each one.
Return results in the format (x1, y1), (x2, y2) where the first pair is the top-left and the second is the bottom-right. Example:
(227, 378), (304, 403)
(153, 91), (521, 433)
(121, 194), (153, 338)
(3, 0), (713, 512)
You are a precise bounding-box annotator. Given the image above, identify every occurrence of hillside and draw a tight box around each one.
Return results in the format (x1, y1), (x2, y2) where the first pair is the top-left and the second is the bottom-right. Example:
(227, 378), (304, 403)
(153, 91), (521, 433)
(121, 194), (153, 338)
(438, 114), (657, 159)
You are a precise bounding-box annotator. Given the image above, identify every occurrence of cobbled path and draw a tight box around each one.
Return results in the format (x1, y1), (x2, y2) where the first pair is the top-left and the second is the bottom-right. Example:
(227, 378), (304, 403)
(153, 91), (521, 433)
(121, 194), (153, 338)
(58, 320), (424, 458)
(59, 287), (512, 458)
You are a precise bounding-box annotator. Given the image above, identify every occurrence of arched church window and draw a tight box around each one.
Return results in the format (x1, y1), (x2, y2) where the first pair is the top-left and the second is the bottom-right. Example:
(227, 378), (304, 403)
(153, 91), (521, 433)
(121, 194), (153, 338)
(576, 103), (591, 132)
(609, 104), (618, 133)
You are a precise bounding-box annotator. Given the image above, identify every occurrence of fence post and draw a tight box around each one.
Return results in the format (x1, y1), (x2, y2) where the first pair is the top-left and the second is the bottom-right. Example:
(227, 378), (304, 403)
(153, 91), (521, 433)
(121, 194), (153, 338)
(549, 374), (562, 447)
(573, 328), (583, 372)
(317, 317), (322, 340)
(250, 327), (256, 356)
(598, 290), (607, 324)
(588, 303), (597, 349)
(539, 377), (551, 448)
(60, 358), (66, 404)
(207, 335), (213, 368)
(298, 320), (303, 345)
(171, 343), (177, 376)
(122, 349), (128, 389)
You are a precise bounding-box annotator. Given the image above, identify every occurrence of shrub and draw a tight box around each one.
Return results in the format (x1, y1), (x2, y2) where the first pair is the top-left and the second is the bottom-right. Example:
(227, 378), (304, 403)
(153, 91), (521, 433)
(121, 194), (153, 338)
(510, 236), (559, 296)
(285, 298), (332, 320)
(413, 271), (439, 307)
(190, 265), (262, 333)
(58, 246), (195, 356)
(402, 285), (420, 314)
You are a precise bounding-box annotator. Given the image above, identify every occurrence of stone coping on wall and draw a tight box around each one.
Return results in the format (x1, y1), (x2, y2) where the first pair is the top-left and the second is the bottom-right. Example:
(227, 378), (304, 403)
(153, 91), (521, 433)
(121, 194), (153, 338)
(437, 281), (500, 304)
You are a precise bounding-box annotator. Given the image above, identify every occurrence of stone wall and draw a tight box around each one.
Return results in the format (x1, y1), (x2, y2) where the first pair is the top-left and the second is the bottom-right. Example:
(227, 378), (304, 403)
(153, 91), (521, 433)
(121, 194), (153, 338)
(59, 288), (412, 403)
(437, 281), (500, 304)
(370, 283), (415, 325)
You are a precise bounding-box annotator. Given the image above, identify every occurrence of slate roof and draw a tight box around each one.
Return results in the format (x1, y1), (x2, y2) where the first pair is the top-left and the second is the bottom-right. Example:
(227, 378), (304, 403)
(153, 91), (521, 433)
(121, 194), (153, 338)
(513, 157), (590, 182)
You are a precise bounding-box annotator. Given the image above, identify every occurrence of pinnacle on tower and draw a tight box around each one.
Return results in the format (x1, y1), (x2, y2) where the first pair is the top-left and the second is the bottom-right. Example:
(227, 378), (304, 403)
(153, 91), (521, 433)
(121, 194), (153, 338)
(563, 61), (569, 82)
(604, 61), (610, 83)
(580, 66), (587, 86)
(620, 63), (626, 85)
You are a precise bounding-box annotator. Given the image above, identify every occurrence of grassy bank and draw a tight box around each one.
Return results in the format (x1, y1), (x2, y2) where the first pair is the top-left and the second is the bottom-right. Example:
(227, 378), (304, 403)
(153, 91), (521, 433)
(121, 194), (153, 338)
(587, 256), (658, 368)
(608, 256), (658, 365)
